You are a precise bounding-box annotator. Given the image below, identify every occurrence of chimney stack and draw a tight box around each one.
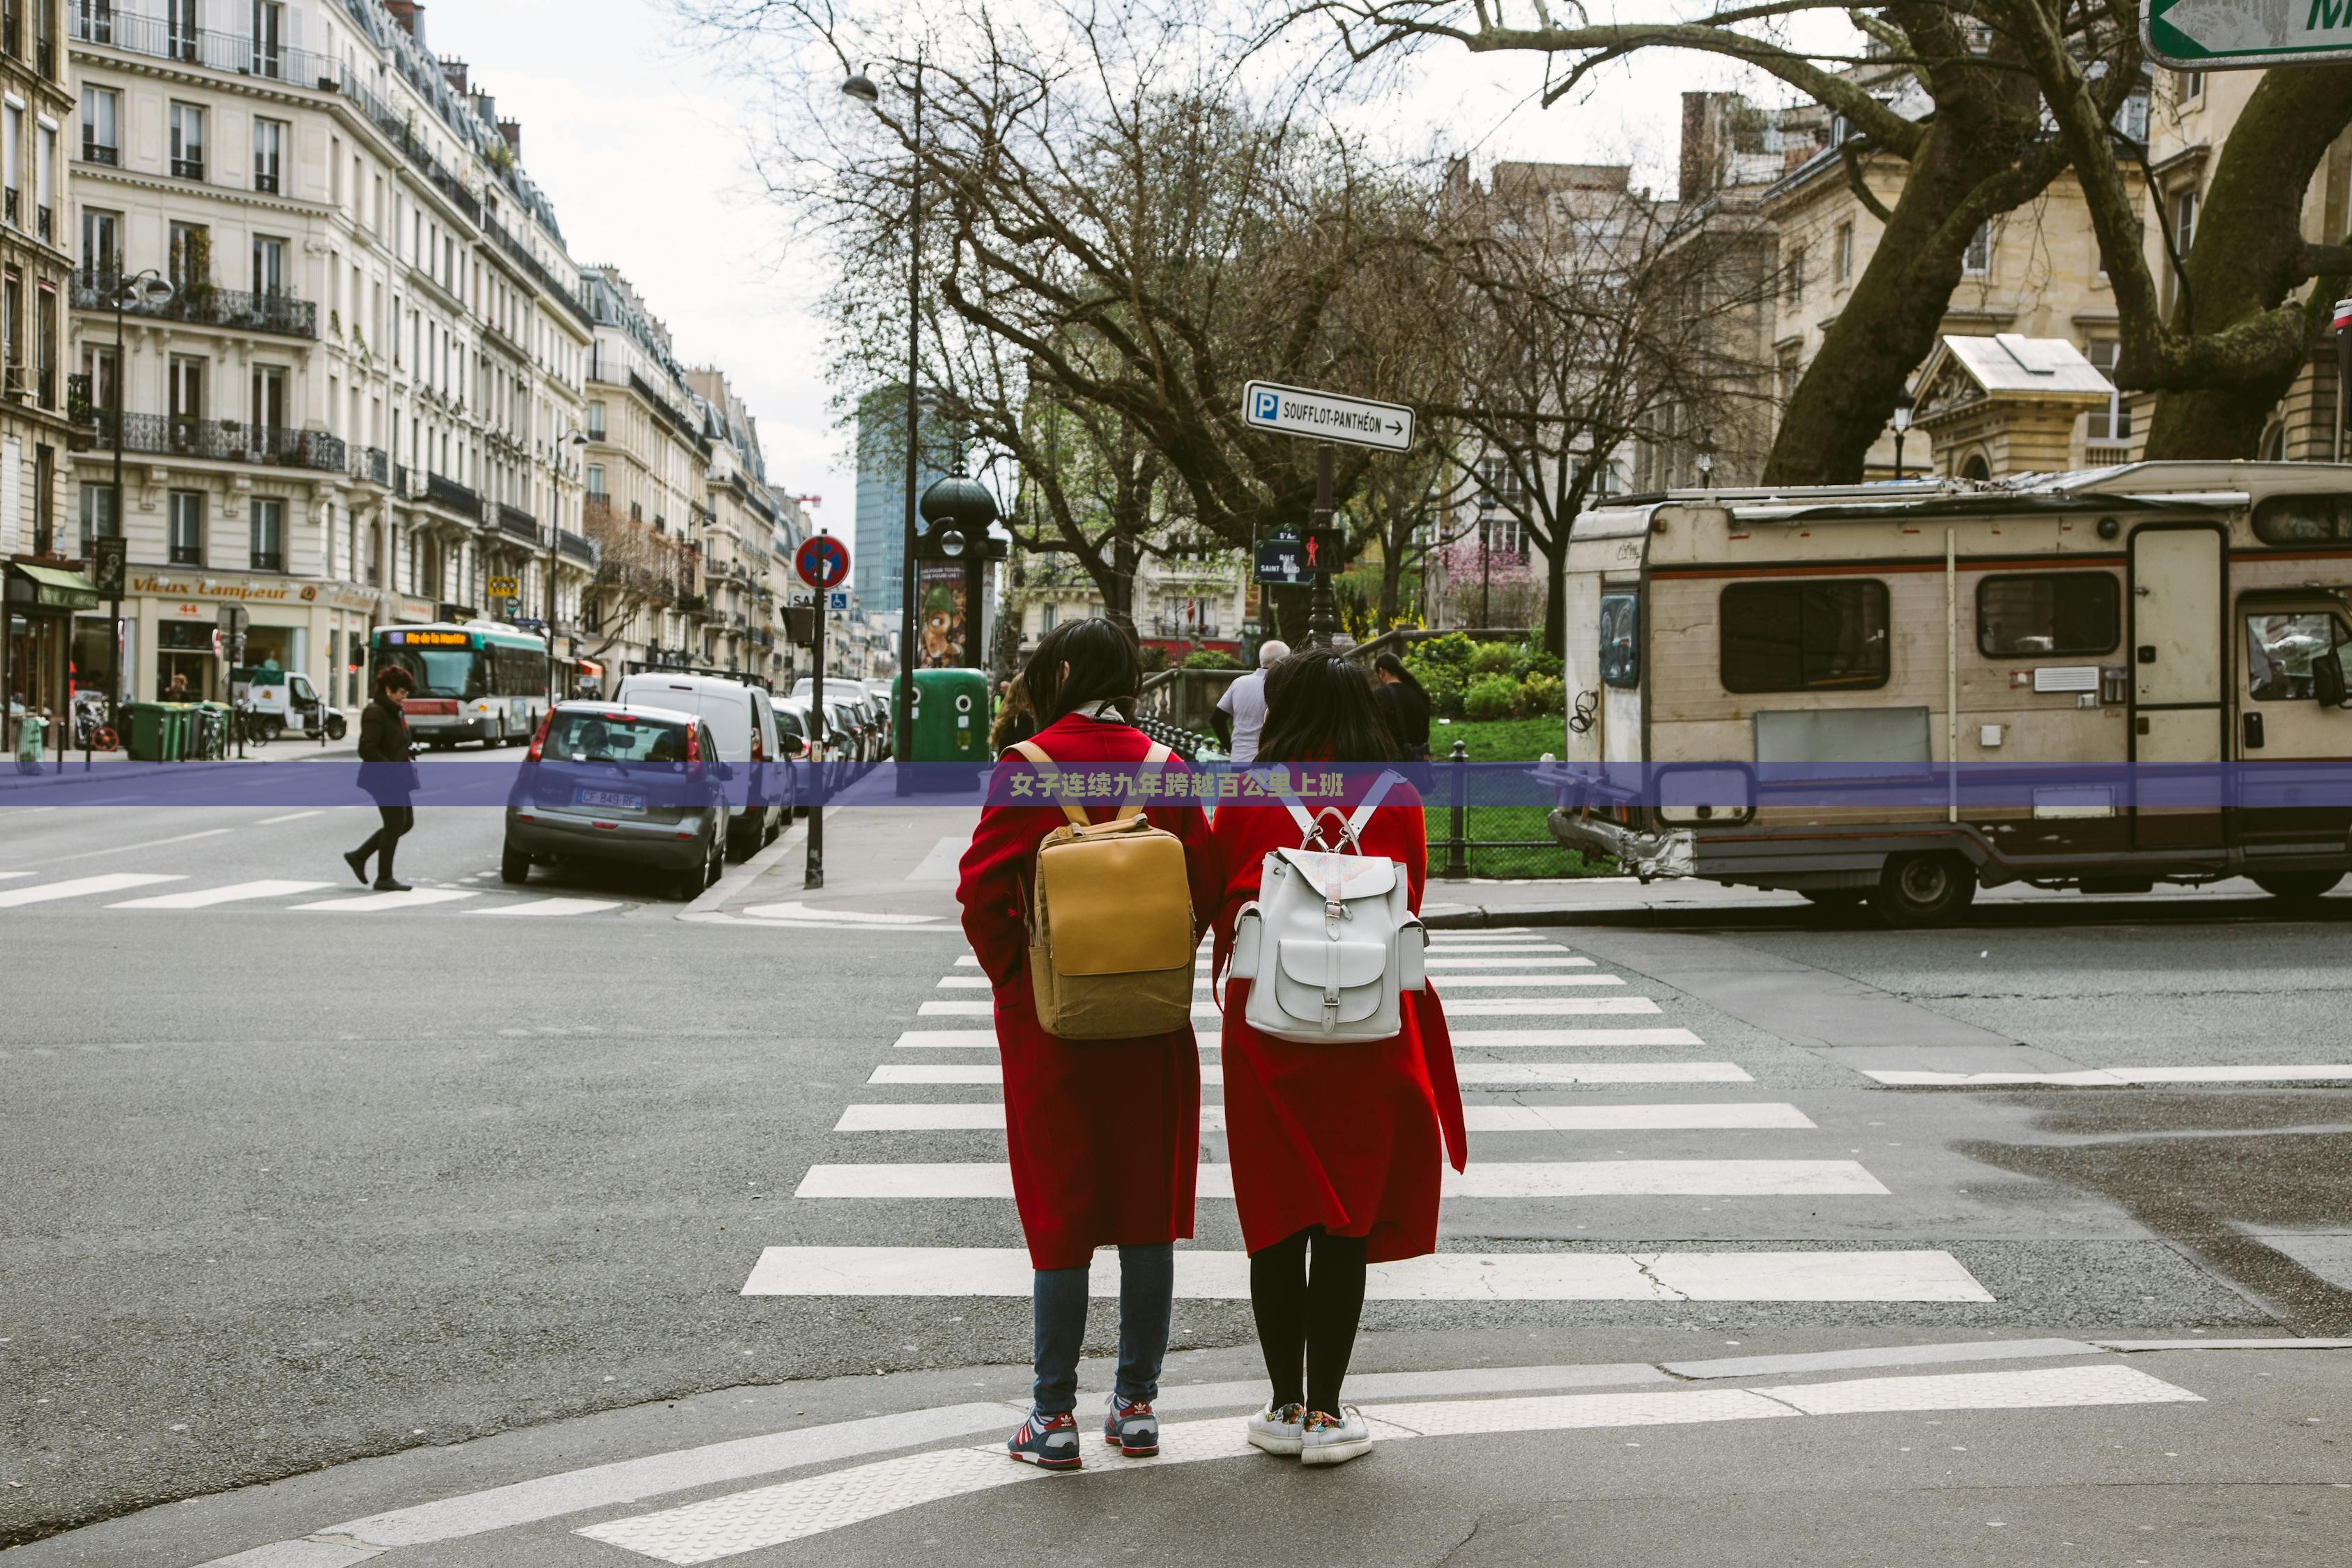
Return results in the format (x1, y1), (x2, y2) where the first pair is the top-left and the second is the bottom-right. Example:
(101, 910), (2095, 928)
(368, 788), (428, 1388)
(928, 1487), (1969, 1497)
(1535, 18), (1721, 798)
(498, 118), (522, 159)
(384, 1), (424, 40)
(440, 56), (468, 96)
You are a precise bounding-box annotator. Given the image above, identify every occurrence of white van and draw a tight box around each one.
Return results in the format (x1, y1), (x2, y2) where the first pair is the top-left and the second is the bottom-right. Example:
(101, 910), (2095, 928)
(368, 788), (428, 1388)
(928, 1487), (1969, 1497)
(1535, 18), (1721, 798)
(613, 672), (783, 859)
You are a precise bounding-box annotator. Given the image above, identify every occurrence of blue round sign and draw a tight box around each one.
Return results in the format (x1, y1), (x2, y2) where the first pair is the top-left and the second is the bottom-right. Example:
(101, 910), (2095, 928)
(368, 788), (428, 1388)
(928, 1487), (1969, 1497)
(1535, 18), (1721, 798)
(795, 535), (850, 590)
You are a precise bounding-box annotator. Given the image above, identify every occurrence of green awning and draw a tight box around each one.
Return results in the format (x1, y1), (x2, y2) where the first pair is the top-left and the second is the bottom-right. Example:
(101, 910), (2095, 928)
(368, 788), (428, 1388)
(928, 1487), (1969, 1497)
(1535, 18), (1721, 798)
(8, 564), (101, 611)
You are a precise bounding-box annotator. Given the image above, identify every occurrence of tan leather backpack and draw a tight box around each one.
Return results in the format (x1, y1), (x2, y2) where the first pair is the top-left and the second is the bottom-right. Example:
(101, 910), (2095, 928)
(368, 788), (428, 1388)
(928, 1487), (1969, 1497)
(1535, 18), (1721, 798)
(1011, 740), (1196, 1038)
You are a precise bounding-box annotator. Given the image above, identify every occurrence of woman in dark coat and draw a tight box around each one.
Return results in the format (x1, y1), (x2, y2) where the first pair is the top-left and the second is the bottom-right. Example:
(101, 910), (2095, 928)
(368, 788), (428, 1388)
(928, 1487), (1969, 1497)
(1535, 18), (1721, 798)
(955, 620), (1219, 1470)
(345, 666), (420, 891)
(1374, 652), (1435, 791)
(1206, 648), (1467, 1467)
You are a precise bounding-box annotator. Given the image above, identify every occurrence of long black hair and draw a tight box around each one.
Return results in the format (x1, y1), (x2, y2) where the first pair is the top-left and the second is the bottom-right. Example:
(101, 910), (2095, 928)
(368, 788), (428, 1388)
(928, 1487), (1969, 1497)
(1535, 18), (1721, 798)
(1373, 652), (1424, 695)
(1256, 647), (1400, 764)
(1021, 618), (1142, 725)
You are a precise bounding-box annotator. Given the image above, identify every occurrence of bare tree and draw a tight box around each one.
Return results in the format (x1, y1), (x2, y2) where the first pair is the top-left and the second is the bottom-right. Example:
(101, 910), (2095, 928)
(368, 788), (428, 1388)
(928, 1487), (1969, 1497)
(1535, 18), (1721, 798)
(583, 498), (695, 661)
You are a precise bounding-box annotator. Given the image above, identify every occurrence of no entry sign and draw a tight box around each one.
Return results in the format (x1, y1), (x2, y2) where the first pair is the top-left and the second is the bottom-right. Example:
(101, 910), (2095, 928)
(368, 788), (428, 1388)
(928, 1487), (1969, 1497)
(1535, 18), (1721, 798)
(795, 535), (850, 591)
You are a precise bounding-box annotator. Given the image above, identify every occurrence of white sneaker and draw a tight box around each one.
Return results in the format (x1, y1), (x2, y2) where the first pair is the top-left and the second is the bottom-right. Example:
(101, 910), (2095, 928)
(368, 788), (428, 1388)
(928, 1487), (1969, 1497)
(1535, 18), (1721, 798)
(1245, 1399), (1305, 1456)
(1299, 1405), (1373, 1466)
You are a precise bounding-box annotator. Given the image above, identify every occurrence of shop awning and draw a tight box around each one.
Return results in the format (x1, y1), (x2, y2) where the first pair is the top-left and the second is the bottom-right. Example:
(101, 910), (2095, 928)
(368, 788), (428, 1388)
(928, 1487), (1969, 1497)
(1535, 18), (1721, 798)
(6, 564), (100, 612)
(576, 659), (604, 676)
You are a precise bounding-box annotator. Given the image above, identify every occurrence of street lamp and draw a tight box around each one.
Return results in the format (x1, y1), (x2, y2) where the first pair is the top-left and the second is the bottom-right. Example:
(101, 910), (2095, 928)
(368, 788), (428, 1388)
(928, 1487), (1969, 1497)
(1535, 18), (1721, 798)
(555, 429), (587, 701)
(1695, 429), (1716, 491)
(1891, 389), (1914, 480)
(1477, 492), (1497, 630)
(843, 56), (924, 795)
(109, 270), (174, 721)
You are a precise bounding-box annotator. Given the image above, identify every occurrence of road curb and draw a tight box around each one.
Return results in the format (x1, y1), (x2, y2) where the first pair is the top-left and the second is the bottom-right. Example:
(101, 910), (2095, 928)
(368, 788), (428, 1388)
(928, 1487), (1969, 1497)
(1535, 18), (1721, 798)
(679, 814), (808, 918)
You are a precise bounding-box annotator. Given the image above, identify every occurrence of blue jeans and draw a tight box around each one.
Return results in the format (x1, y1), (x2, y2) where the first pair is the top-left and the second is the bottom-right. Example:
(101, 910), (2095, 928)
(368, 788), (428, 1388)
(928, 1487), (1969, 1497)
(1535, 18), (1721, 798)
(1031, 1243), (1174, 1416)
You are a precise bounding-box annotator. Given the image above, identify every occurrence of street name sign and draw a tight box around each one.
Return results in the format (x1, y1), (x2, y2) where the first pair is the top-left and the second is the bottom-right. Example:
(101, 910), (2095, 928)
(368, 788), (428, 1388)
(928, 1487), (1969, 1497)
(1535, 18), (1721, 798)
(1242, 380), (1414, 453)
(794, 534), (850, 590)
(2145, 0), (2352, 70)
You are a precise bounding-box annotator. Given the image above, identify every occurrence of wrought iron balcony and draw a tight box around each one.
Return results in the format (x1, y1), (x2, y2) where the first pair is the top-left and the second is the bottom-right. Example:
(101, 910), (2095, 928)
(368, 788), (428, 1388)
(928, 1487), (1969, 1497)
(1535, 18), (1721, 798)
(557, 530), (597, 565)
(3, 190), (13, 226)
(75, 411), (347, 473)
(496, 503), (539, 543)
(72, 7), (332, 86)
(36, 203), (49, 242)
(422, 471), (482, 521)
(352, 445), (390, 487)
(80, 137), (117, 167)
(171, 157), (204, 182)
(72, 271), (318, 339)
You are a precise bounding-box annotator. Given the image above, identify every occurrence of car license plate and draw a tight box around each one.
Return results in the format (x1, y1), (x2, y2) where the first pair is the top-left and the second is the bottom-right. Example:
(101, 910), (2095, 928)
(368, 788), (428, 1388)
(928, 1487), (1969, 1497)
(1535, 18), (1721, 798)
(574, 787), (645, 812)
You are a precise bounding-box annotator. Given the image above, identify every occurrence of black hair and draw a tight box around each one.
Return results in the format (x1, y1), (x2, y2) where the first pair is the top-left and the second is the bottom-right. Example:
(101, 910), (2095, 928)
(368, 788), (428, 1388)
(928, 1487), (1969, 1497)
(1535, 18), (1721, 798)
(1256, 647), (1400, 764)
(1373, 652), (1424, 695)
(1021, 618), (1142, 725)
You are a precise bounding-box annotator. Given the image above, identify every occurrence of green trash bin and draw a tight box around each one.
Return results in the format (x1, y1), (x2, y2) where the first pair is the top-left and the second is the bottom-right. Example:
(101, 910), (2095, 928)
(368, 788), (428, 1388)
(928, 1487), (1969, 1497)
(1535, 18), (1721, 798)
(125, 702), (169, 762)
(164, 703), (194, 760)
(904, 668), (991, 763)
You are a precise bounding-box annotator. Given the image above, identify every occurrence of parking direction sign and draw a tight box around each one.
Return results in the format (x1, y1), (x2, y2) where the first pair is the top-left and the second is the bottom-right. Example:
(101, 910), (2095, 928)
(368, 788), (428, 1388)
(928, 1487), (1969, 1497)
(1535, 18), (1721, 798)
(2144, 0), (2352, 70)
(1242, 380), (1414, 453)
(795, 534), (850, 590)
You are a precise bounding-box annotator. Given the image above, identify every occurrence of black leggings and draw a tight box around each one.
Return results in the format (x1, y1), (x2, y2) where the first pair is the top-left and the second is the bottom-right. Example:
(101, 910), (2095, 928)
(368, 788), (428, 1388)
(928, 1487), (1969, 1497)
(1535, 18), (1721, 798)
(1248, 1225), (1368, 1415)
(353, 804), (413, 875)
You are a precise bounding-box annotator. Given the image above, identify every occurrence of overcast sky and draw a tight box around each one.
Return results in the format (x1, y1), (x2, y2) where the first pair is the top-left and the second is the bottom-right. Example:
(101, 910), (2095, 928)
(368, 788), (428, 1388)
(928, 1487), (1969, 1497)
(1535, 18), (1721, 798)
(428, 1), (1836, 528)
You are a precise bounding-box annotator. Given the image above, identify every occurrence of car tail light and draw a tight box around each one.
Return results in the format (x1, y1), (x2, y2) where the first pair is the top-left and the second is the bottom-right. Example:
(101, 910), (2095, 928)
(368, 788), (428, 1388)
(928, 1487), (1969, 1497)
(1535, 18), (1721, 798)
(525, 709), (554, 762)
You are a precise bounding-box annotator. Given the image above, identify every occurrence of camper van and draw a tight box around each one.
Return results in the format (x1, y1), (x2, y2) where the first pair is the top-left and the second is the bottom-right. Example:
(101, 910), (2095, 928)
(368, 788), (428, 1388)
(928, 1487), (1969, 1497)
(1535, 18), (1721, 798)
(1548, 462), (2352, 925)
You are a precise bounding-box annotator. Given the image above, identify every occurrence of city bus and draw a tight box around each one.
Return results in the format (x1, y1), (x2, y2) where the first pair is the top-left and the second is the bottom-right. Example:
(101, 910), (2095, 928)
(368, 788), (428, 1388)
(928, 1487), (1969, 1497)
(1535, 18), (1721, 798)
(1547, 461), (2352, 925)
(371, 622), (552, 748)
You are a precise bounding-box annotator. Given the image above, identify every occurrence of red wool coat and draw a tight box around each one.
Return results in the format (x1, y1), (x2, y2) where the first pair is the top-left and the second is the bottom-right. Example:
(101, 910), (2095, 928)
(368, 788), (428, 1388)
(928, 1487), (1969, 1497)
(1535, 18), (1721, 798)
(1207, 773), (1469, 1263)
(956, 713), (1221, 1270)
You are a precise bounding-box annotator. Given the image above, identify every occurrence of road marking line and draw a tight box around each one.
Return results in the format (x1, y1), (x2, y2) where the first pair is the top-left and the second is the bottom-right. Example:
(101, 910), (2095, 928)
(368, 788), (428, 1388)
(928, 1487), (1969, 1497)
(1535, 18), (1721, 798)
(866, 1063), (1753, 1086)
(1663, 1337), (2102, 1381)
(0, 873), (183, 907)
(1427, 997), (1663, 1015)
(1418, 942), (1570, 953)
(954, 955), (981, 965)
(737, 900), (943, 924)
(291, 889), (482, 912)
(906, 835), (971, 881)
(109, 879), (332, 909)
(834, 1101), (1811, 1133)
(0, 871), (34, 880)
(1867, 1065), (2352, 1085)
(471, 898), (627, 917)
(793, 1159), (1886, 1199)
(935, 976), (992, 989)
(1425, 925), (1536, 935)
(1424, 956), (1594, 968)
(919, 1001), (992, 1015)
(31, 827), (233, 864)
(893, 1029), (999, 1047)
(1415, 974), (1627, 987)
(1451, 1027), (1702, 1046)
(258, 810), (325, 824)
(740, 1247), (1988, 1302)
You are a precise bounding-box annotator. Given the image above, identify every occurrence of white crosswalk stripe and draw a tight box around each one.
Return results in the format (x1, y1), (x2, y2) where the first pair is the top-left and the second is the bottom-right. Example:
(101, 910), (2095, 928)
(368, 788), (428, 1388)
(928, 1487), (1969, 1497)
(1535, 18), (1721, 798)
(0, 873), (183, 906)
(293, 888), (482, 912)
(109, 879), (332, 909)
(0, 873), (639, 916)
(470, 897), (628, 917)
(745, 930), (1994, 1311)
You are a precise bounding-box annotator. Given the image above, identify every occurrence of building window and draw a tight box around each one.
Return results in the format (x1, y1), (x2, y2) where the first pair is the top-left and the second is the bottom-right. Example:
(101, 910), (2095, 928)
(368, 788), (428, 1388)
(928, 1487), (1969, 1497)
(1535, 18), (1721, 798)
(253, 118), (286, 195)
(2178, 69), (2205, 104)
(251, 365), (286, 432)
(584, 463), (604, 495)
(168, 222), (208, 291)
(78, 483), (116, 556)
(169, 102), (204, 181)
(80, 206), (118, 281)
(36, 284), (53, 408)
(169, 355), (206, 426)
(164, 0), (197, 61)
(1962, 222), (1992, 275)
(1720, 580), (1891, 693)
(169, 490), (204, 565)
(1786, 245), (1806, 305)
(249, 499), (285, 573)
(36, 121), (52, 239)
(2172, 188), (2199, 254)
(5, 102), (22, 228)
(3, 272), (19, 397)
(252, 235), (285, 295)
(1977, 574), (2121, 657)
(82, 1), (116, 47)
(79, 85), (116, 166)
(1834, 221), (1854, 284)
(2084, 341), (2131, 444)
(251, 1), (286, 79)
(32, 444), (51, 555)
(586, 400), (606, 439)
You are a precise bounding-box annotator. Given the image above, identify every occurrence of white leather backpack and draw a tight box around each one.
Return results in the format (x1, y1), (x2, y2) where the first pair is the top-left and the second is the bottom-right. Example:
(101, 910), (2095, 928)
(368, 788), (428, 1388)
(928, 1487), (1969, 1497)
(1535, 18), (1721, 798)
(1228, 771), (1426, 1043)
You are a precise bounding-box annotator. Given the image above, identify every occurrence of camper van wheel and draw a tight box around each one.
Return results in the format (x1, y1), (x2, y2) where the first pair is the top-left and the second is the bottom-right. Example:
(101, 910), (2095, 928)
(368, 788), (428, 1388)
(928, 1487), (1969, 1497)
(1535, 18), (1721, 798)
(1869, 853), (1978, 929)
(1798, 889), (1866, 908)
(2252, 872), (2344, 904)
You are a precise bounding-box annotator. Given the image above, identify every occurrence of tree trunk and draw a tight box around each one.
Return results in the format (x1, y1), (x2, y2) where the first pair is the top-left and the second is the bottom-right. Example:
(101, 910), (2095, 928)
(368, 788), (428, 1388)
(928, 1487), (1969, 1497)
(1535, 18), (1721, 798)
(2142, 67), (2352, 459)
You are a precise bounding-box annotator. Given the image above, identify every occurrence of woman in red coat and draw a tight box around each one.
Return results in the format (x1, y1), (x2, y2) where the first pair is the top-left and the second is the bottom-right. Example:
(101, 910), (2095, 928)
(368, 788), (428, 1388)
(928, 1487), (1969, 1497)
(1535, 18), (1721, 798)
(1205, 648), (1468, 1467)
(955, 620), (1218, 1470)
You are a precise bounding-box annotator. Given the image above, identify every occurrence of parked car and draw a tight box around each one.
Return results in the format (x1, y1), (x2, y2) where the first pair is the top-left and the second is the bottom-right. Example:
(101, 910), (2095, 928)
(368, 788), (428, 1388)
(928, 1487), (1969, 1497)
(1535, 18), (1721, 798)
(767, 695), (817, 821)
(502, 702), (732, 900)
(861, 679), (898, 754)
(613, 672), (783, 859)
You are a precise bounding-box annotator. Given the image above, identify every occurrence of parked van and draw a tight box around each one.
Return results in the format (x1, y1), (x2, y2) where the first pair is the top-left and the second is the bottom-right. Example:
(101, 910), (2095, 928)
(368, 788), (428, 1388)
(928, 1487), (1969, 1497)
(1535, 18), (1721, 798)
(1548, 462), (2352, 925)
(613, 672), (783, 859)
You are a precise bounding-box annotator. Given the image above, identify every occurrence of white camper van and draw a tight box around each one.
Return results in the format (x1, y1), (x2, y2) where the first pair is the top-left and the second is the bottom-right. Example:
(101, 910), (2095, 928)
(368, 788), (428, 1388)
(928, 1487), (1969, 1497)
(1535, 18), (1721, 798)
(1548, 462), (2352, 925)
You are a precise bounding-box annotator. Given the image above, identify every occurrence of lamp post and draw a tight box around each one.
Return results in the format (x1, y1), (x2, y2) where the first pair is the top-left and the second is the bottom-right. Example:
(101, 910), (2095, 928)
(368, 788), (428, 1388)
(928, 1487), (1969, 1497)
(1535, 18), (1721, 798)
(109, 270), (174, 719)
(1477, 492), (1496, 630)
(1891, 390), (1914, 480)
(555, 430), (587, 702)
(843, 56), (923, 795)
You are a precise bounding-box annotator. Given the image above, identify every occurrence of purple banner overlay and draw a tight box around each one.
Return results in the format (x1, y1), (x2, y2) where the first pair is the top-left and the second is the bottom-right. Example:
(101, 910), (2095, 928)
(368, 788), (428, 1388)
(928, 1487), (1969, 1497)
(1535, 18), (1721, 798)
(3, 757), (2351, 814)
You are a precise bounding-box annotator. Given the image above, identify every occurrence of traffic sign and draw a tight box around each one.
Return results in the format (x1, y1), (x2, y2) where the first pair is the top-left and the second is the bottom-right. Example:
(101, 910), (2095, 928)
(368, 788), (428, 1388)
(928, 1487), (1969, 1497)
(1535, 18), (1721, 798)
(828, 590), (851, 611)
(1254, 529), (1348, 585)
(1242, 379), (1414, 453)
(215, 604), (249, 633)
(795, 534), (850, 590)
(2144, 0), (2352, 70)
(486, 576), (519, 600)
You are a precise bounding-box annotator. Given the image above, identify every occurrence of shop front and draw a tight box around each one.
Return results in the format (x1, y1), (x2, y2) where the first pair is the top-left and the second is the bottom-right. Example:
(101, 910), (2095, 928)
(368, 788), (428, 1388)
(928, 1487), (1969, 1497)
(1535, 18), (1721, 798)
(123, 569), (380, 709)
(6, 561), (100, 753)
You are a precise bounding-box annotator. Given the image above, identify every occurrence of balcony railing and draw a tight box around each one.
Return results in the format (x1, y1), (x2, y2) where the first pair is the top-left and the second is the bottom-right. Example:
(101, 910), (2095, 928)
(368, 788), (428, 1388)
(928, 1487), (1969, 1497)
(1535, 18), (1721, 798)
(171, 157), (204, 182)
(423, 472), (482, 521)
(3, 190), (14, 226)
(557, 530), (597, 564)
(81, 137), (117, 167)
(72, 7), (332, 87)
(75, 410), (346, 473)
(495, 503), (538, 543)
(36, 203), (49, 243)
(351, 445), (390, 486)
(72, 270), (317, 339)
(335, 64), (481, 226)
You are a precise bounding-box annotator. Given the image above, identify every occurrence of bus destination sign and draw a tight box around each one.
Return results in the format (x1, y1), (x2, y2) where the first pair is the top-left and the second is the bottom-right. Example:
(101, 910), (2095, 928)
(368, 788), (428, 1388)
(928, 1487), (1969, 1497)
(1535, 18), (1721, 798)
(389, 630), (471, 647)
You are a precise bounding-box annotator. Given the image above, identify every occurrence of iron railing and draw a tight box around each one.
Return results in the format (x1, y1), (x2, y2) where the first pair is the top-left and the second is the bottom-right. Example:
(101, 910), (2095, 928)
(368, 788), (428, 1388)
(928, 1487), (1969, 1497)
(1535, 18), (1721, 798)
(337, 64), (480, 226)
(496, 503), (538, 542)
(80, 137), (116, 167)
(75, 410), (347, 472)
(72, 6), (331, 85)
(171, 157), (204, 181)
(423, 471), (482, 520)
(557, 530), (596, 564)
(352, 445), (390, 486)
(72, 270), (317, 339)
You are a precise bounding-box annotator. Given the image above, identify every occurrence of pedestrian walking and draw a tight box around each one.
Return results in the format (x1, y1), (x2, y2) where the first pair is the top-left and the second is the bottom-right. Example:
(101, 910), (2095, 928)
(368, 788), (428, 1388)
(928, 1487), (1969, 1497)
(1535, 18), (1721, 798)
(1205, 648), (1468, 1467)
(1373, 652), (1436, 792)
(344, 666), (420, 892)
(1211, 638), (1289, 766)
(955, 619), (1219, 1470)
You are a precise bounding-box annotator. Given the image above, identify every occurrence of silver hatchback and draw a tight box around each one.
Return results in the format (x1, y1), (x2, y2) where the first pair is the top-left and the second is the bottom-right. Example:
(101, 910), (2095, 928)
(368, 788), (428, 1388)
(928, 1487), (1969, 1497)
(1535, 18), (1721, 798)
(502, 702), (734, 900)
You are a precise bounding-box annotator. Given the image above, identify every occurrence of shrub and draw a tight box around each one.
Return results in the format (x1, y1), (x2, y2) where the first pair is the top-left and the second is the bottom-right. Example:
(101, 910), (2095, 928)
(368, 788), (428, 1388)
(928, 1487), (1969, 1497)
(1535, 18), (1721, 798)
(1463, 673), (1521, 722)
(1512, 643), (1564, 682)
(1181, 648), (1241, 670)
(1137, 644), (1171, 674)
(1519, 672), (1565, 717)
(1468, 640), (1519, 676)
(1413, 661), (1466, 718)
(1411, 632), (1477, 670)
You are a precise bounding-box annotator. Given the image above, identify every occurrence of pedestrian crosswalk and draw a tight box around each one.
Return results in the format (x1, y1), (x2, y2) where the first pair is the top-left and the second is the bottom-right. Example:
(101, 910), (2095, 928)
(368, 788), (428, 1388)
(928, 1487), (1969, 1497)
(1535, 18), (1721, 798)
(0, 868), (629, 916)
(743, 927), (1999, 1307)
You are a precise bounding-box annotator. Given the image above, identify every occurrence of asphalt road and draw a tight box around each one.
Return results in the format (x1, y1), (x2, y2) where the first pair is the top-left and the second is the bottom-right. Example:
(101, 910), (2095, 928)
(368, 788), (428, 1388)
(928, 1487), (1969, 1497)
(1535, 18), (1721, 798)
(2, 790), (2348, 1562)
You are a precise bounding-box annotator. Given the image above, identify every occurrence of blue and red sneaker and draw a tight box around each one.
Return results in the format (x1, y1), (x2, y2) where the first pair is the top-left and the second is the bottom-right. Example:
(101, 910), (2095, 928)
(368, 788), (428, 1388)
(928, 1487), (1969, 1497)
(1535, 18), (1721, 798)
(1006, 1408), (1082, 1470)
(1103, 1395), (1160, 1456)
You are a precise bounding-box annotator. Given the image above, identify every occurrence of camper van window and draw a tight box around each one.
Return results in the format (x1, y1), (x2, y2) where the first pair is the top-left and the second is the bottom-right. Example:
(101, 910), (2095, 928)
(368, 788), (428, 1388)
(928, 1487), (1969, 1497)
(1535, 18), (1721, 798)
(2251, 494), (2352, 544)
(1599, 593), (1640, 688)
(1976, 574), (2121, 657)
(2245, 613), (2342, 701)
(1720, 581), (1891, 693)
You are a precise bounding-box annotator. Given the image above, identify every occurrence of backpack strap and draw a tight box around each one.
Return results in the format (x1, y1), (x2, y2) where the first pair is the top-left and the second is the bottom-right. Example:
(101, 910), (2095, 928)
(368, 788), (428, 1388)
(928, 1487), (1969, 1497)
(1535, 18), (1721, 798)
(1345, 770), (1406, 841)
(1010, 739), (1174, 827)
